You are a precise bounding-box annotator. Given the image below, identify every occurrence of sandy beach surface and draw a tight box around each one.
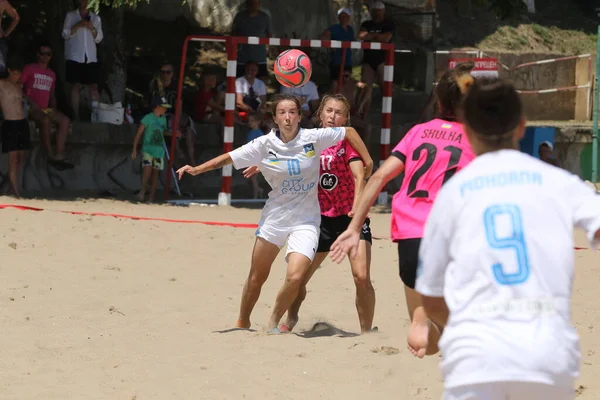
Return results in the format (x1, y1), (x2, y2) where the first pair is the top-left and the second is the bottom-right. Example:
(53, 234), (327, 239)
(1, 196), (598, 400)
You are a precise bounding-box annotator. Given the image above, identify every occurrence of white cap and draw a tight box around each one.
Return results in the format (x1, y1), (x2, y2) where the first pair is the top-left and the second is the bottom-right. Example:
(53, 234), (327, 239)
(371, 1), (385, 9)
(337, 7), (351, 16)
(540, 141), (554, 151)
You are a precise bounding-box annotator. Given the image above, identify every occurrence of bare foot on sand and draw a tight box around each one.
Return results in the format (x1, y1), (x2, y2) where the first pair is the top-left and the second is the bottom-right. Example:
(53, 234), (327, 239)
(235, 319), (251, 329)
(280, 315), (298, 332)
(407, 318), (430, 359)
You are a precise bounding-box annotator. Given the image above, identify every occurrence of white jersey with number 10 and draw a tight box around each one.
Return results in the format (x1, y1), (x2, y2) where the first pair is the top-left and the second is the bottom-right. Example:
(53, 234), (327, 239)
(416, 149), (600, 390)
(229, 127), (346, 228)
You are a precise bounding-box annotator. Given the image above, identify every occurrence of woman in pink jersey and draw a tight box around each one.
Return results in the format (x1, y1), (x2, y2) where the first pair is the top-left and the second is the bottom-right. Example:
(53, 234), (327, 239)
(244, 94), (376, 333)
(330, 65), (476, 355)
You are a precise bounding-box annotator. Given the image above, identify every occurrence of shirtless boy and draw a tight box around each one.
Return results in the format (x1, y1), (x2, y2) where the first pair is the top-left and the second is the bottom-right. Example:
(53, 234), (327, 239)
(0, 56), (29, 196)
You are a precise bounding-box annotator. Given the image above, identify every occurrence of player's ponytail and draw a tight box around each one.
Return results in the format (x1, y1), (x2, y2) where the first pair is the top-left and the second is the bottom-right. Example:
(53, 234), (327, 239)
(456, 73), (475, 95)
(435, 62), (475, 121)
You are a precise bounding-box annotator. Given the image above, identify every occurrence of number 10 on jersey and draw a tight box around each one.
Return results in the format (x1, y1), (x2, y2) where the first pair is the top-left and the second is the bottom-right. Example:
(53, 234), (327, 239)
(287, 159), (301, 176)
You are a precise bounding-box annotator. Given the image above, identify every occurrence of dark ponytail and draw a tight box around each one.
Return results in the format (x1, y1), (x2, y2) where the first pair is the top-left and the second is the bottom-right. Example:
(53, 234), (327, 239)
(435, 62), (475, 120)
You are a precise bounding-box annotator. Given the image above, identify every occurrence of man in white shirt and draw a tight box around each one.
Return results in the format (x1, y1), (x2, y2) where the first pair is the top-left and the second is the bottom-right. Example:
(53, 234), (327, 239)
(61, 0), (103, 120)
(280, 80), (320, 128)
(414, 79), (600, 399)
(235, 61), (267, 119)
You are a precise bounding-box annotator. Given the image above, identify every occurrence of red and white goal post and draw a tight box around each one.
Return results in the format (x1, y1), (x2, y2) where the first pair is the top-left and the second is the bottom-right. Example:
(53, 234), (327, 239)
(166, 35), (395, 206)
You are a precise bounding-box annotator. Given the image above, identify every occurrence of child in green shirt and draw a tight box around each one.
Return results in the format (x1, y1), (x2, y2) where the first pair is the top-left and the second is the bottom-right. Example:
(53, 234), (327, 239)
(132, 96), (171, 201)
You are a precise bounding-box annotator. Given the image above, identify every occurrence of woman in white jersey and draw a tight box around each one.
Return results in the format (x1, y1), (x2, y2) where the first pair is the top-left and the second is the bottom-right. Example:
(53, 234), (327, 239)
(177, 94), (373, 332)
(416, 79), (600, 399)
(244, 94), (376, 333)
(330, 65), (476, 356)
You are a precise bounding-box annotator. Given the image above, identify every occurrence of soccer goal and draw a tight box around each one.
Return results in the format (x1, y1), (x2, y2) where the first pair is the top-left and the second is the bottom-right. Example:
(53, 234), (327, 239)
(166, 35), (395, 206)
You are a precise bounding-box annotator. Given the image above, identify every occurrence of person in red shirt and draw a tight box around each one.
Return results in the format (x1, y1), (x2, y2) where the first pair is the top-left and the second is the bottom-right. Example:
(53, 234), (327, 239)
(193, 72), (224, 123)
(21, 42), (73, 169)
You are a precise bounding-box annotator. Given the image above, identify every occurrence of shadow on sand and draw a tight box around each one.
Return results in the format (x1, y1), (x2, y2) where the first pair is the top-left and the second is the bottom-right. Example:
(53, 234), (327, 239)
(213, 322), (365, 337)
(293, 322), (360, 339)
(213, 327), (257, 334)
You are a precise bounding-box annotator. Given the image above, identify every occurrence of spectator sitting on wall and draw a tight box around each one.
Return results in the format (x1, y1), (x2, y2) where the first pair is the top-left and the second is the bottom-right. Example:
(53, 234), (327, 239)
(149, 62), (196, 165)
(0, 0), (20, 77)
(358, 1), (394, 117)
(231, 0), (271, 78)
(539, 141), (559, 167)
(320, 8), (354, 94)
(62, 0), (103, 121)
(21, 41), (74, 170)
(279, 79), (320, 129)
(235, 61), (267, 121)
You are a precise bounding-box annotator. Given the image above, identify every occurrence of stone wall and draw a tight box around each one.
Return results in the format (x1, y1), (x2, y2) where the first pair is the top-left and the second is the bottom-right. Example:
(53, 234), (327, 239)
(3, 121), (596, 199)
(2, 123), (262, 199)
(433, 51), (593, 121)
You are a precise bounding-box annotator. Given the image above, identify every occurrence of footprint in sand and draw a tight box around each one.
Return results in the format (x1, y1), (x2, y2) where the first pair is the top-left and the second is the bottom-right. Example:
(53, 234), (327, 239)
(371, 346), (400, 355)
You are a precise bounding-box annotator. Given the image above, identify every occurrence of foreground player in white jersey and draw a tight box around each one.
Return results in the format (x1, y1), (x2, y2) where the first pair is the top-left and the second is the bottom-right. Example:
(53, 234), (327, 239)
(415, 78), (600, 399)
(177, 94), (373, 332)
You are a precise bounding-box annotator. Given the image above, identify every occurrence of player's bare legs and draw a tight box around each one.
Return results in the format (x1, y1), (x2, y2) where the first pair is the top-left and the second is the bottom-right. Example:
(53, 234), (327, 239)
(284, 252), (328, 330)
(267, 252), (312, 331)
(405, 286), (441, 358)
(349, 240), (375, 333)
(236, 237), (280, 329)
(7, 150), (23, 197)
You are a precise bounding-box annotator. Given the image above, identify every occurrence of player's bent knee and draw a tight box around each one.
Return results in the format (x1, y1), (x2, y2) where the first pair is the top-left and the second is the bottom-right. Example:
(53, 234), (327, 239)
(248, 271), (269, 288)
(285, 272), (304, 288)
(352, 269), (370, 288)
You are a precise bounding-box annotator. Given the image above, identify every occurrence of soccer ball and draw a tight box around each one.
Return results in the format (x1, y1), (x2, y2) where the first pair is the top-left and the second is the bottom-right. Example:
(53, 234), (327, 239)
(274, 49), (312, 88)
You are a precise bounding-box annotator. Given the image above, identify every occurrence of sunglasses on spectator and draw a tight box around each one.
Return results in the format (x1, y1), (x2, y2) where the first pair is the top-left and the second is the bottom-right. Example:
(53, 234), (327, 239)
(39, 51), (52, 56)
(343, 74), (351, 78)
(161, 70), (173, 74)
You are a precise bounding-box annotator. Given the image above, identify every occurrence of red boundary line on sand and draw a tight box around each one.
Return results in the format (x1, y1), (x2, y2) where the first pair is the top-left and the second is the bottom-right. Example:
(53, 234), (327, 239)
(0, 204), (259, 229)
(0, 204), (590, 250)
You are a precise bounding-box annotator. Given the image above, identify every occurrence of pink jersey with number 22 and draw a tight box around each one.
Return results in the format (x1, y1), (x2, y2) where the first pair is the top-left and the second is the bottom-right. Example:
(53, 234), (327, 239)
(391, 119), (475, 241)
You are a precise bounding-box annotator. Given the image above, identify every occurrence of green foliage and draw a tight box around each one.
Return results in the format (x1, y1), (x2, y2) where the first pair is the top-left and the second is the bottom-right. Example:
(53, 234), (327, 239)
(531, 24), (552, 44)
(87, 0), (189, 12)
(88, 0), (148, 10)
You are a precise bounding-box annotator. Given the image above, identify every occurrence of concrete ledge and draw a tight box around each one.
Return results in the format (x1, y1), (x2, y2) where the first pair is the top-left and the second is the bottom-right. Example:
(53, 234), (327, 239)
(5, 120), (595, 198)
(3, 121), (263, 199)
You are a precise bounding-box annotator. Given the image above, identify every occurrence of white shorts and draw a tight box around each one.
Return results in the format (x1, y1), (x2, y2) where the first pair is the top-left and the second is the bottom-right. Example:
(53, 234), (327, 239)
(256, 223), (319, 262)
(443, 382), (574, 400)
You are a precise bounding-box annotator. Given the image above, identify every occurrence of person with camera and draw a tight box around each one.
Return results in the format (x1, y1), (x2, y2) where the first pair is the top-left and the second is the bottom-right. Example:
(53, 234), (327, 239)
(62, 0), (103, 121)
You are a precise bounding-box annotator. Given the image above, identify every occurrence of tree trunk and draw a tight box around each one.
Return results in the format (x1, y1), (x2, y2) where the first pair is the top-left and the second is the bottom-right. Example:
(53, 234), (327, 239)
(98, 5), (126, 104)
(44, 0), (72, 113)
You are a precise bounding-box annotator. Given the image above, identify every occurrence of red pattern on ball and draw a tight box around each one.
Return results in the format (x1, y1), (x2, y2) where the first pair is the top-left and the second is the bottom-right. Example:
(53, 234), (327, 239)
(274, 49), (312, 88)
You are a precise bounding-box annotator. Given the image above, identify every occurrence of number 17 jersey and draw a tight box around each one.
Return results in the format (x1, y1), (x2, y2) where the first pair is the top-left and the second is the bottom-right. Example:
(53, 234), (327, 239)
(390, 119), (475, 240)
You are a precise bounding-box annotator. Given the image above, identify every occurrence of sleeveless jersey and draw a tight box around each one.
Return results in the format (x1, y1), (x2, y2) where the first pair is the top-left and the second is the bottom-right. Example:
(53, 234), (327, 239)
(390, 119), (475, 240)
(318, 140), (362, 217)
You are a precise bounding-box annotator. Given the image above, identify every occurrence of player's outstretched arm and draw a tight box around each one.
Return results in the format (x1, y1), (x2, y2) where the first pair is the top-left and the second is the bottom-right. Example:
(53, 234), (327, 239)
(348, 159), (366, 217)
(344, 127), (373, 179)
(330, 156), (405, 263)
(177, 153), (232, 179)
